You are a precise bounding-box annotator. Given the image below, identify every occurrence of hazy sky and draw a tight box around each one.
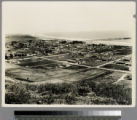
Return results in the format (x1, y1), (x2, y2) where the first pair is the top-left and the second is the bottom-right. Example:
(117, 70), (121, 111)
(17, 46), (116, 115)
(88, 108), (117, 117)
(2, 1), (135, 34)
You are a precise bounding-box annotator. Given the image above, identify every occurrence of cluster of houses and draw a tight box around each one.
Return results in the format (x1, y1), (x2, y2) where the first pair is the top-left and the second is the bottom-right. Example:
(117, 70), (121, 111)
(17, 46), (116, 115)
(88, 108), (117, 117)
(5, 49), (36, 60)
(5, 38), (132, 70)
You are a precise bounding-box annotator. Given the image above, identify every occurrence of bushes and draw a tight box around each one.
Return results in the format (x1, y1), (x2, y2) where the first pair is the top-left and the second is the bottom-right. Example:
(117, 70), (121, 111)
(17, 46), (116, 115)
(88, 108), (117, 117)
(91, 96), (117, 105)
(5, 77), (131, 105)
(41, 94), (55, 104)
(77, 86), (91, 96)
(91, 82), (132, 105)
(37, 83), (74, 94)
(65, 93), (77, 104)
(76, 75), (132, 105)
(5, 83), (31, 104)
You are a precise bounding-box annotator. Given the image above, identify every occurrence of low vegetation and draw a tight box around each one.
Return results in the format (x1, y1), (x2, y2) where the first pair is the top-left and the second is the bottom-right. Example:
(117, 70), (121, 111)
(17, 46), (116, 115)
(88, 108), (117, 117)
(103, 64), (129, 71)
(5, 76), (132, 105)
(5, 82), (31, 104)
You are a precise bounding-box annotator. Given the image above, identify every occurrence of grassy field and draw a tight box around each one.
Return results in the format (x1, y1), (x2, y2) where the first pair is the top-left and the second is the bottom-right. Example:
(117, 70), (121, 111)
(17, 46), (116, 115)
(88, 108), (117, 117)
(5, 57), (132, 105)
(102, 64), (129, 71)
(6, 63), (107, 83)
(5, 73), (131, 105)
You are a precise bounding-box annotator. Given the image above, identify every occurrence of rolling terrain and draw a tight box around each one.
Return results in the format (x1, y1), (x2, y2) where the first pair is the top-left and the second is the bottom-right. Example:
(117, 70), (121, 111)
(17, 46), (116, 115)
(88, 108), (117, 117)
(5, 34), (132, 105)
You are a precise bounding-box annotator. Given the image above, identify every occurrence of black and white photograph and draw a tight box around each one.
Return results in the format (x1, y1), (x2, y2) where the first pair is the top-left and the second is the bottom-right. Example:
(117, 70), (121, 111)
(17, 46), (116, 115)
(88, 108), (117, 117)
(2, 1), (136, 107)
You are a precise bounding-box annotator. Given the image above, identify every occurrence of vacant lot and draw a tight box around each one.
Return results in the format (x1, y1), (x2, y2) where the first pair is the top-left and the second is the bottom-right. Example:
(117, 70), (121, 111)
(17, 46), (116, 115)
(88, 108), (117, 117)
(102, 64), (129, 71)
(6, 61), (111, 84)
(5, 69), (131, 105)
(5, 53), (132, 105)
(5, 57), (131, 105)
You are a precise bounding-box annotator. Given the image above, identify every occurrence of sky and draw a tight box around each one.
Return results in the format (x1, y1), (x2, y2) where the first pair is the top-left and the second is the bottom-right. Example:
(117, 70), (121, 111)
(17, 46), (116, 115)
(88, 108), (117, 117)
(2, 1), (136, 34)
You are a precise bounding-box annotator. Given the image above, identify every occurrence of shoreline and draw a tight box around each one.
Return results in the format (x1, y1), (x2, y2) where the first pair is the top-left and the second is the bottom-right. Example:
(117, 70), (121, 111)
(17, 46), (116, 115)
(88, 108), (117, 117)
(31, 33), (132, 46)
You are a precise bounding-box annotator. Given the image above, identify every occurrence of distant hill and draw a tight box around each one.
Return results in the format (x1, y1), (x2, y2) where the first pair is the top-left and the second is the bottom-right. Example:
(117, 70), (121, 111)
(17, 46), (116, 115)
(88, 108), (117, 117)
(5, 34), (38, 43)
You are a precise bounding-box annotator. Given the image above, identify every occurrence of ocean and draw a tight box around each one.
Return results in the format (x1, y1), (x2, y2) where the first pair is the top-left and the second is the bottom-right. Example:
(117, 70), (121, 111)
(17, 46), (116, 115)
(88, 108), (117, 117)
(32, 31), (132, 46)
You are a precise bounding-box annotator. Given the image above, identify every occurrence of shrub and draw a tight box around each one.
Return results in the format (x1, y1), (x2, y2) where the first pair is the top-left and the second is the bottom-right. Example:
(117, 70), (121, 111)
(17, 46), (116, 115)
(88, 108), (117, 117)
(5, 83), (31, 104)
(65, 93), (76, 104)
(77, 86), (91, 96)
(77, 77), (132, 105)
(94, 83), (132, 105)
(42, 94), (55, 104)
(37, 83), (74, 94)
(91, 96), (117, 105)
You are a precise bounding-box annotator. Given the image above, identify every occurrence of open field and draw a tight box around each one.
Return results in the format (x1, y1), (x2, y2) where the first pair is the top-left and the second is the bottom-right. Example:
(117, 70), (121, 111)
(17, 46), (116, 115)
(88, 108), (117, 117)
(5, 56), (131, 105)
(101, 55), (131, 72)
(6, 61), (121, 84)
(102, 64), (129, 71)
(5, 70), (131, 105)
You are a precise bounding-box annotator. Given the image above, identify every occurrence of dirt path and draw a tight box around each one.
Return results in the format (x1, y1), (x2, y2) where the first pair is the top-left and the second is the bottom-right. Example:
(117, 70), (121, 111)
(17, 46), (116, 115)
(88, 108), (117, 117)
(113, 74), (128, 84)
(37, 55), (131, 74)
(5, 54), (131, 85)
(7, 52), (131, 74)
(96, 55), (131, 68)
(14, 53), (69, 61)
